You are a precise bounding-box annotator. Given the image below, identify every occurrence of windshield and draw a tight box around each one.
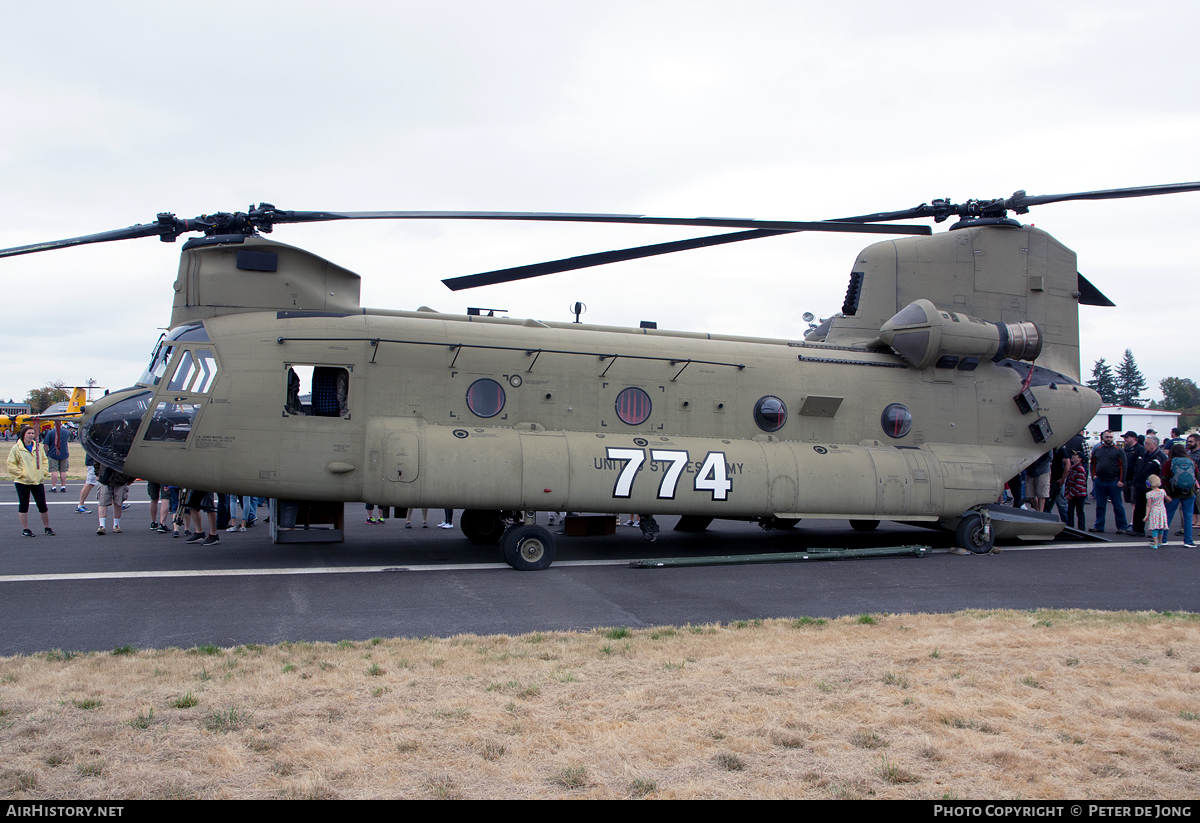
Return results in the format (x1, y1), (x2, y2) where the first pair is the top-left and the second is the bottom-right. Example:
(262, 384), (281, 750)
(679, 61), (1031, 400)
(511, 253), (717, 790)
(81, 389), (153, 471)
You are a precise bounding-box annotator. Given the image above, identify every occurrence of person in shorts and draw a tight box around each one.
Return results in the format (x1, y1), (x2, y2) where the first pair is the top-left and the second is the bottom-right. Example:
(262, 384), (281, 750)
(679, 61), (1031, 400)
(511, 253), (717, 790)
(42, 421), (70, 493)
(97, 470), (130, 534)
(77, 453), (100, 513)
(185, 490), (220, 545)
(160, 485), (180, 535)
(146, 481), (162, 530)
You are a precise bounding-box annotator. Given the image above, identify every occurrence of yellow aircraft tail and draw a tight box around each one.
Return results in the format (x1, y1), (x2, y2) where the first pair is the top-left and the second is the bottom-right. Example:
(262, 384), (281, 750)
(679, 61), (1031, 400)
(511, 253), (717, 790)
(65, 387), (87, 415)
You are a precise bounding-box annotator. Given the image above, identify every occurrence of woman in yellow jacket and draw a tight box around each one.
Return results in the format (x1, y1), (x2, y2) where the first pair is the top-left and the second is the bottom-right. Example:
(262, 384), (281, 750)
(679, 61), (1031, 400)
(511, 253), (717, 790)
(8, 424), (54, 537)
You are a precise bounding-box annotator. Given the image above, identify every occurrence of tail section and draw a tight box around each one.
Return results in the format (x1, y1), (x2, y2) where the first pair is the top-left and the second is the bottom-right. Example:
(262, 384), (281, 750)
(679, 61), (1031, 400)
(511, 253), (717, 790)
(822, 223), (1095, 382)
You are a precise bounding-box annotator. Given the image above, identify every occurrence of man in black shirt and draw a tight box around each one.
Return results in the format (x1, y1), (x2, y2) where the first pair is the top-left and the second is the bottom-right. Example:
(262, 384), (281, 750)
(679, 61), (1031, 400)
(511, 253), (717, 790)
(1122, 431), (1144, 506)
(1132, 435), (1168, 536)
(1090, 431), (1131, 534)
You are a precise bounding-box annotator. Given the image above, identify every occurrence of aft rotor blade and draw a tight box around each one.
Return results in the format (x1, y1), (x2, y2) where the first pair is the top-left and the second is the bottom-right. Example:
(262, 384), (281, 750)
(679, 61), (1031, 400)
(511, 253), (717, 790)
(444, 229), (787, 291)
(441, 217), (929, 290)
(1007, 181), (1200, 211)
(833, 181), (1200, 225)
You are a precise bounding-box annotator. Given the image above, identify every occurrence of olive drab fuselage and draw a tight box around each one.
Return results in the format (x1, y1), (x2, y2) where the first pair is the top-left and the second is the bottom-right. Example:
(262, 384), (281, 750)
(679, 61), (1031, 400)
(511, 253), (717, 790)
(83, 221), (1101, 528)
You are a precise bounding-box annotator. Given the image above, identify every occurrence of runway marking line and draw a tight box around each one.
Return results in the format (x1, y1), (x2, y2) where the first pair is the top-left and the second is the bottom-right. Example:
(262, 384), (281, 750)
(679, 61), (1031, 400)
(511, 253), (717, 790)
(0, 540), (1158, 584)
(0, 559), (628, 583)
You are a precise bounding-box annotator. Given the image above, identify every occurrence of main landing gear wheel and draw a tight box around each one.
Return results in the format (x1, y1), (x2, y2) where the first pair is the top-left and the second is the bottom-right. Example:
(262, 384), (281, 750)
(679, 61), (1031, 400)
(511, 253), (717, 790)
(850, 519), (879, 532)
(501, 524), (556, 571)
(955, 513), (994, 554)
(461, 509), (506, 544)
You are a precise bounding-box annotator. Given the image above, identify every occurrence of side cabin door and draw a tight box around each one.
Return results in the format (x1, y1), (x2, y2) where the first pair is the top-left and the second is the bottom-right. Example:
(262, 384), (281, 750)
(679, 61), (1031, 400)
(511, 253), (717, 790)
(278, 362), (365, 502)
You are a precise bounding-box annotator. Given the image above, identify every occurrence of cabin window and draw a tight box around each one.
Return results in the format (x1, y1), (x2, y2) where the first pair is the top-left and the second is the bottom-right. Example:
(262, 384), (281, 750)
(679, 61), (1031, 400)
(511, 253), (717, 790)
(881, 403), (913, 438)
(753, 396), (787, 432)
(285, 365), (350, 417)
(466, 378), (506, 419)
(615, 387), (652, 426)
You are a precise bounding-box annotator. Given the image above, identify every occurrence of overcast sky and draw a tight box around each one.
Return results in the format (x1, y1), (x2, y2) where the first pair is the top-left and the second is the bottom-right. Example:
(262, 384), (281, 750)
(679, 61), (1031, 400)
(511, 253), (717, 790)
(1, 1), (1196, 404)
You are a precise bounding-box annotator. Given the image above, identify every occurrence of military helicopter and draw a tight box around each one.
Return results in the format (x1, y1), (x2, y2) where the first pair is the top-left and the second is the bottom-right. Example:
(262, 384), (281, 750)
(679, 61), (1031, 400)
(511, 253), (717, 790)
(4, 183), (1197, 569)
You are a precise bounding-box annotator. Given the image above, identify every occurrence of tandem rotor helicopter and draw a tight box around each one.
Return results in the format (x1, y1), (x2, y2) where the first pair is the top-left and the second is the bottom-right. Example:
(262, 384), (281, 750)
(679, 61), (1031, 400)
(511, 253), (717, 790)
(4, 182), (1198, 569)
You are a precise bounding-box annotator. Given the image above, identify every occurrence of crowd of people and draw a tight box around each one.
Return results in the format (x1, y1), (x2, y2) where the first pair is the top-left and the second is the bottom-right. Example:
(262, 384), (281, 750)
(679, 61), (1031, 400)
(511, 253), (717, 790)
(1013, 426), (1199, 549)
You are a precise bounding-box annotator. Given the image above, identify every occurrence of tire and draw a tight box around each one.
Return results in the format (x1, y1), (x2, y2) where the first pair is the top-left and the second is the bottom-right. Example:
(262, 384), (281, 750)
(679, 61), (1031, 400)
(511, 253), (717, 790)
(850, 519), (879, 532)
(501, 524), (556, 571)
(460, 509), (505, 544)
(955, 513), (994, 554)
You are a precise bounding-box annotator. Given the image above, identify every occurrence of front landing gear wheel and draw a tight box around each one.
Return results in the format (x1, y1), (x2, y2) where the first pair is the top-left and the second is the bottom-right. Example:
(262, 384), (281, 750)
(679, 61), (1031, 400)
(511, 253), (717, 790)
(955, 512), (994, 554)
(850, 519), (879, 532)
(501, 524), (557, 571)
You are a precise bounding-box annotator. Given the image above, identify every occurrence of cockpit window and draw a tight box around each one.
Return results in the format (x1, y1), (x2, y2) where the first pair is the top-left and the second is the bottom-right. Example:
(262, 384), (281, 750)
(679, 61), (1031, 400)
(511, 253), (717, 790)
(139, 343), (175, 387)
(139, 325), (210, 387)
(166, 349), (219, 394)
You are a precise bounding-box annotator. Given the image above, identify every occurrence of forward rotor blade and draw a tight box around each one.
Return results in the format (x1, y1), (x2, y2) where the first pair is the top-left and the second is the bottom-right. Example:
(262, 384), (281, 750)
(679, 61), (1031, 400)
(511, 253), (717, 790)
(0, 207), (930, 261)
(0, 222), (165, 259)
(273, 209), (934, 235)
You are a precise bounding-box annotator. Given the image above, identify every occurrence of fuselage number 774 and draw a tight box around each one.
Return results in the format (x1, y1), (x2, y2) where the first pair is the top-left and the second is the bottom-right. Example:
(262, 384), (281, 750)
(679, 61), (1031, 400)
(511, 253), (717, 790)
(604, 447), (732, 501)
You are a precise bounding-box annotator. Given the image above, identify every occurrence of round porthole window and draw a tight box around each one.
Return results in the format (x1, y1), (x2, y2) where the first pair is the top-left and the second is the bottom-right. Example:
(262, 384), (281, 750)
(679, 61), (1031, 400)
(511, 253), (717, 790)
(881, 403), (912, 438)
(615, 387), (652, 425)
(466, 378), (506, 419)
(753, 396), (787, 432)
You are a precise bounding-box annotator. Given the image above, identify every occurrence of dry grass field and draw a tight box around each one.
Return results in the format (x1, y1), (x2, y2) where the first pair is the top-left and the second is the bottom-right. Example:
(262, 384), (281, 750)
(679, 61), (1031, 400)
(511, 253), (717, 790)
(1, 609), (1198, 799)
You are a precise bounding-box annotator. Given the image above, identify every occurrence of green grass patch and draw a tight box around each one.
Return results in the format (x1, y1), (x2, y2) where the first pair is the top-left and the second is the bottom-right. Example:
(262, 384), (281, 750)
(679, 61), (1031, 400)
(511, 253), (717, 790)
(792, 616), (827, 628)
(170, 692), (200, 709)
(205, 706), (252, 733)
(128, 708), (155, 729)
(552, 764), (589, 789)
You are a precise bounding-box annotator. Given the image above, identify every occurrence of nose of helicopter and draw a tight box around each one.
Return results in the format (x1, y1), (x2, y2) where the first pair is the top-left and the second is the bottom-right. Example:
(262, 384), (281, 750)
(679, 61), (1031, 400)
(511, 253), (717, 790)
(81, 387), (153, 472)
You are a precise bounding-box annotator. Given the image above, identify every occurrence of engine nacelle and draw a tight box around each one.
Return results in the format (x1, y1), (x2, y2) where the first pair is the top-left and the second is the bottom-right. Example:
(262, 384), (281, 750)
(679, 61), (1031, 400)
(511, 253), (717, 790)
(879, 299), (1041, 370)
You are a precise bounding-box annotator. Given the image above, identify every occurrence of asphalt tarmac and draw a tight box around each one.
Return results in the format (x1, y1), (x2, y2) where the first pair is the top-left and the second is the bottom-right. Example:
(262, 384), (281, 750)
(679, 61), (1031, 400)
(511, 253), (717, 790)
(2, 483), (1198, 654)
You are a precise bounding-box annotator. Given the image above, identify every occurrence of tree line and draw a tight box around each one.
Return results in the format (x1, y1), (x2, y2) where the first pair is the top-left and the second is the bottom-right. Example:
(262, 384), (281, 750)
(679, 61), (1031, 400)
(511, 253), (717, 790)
(1087, 350), (1199, 429)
